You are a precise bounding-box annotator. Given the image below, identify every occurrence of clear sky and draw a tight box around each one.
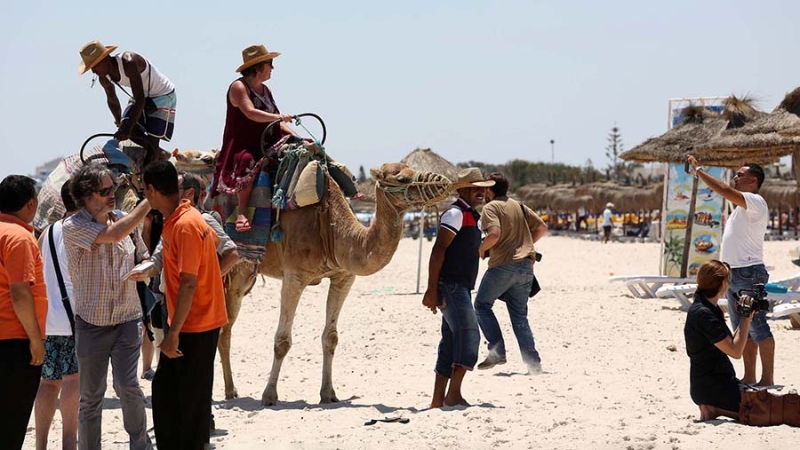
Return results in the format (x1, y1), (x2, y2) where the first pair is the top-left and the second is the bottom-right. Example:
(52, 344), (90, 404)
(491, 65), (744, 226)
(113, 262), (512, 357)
(2, 0), (799, 179)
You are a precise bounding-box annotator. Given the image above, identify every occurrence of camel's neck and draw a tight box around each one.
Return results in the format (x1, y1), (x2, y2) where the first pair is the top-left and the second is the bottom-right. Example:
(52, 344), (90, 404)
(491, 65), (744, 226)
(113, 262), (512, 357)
(328, 183), (405, 276)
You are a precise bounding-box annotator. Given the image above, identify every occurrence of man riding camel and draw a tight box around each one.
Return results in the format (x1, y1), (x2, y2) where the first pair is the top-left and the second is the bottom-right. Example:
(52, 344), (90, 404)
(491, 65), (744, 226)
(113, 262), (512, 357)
(79, 40), (177, 169)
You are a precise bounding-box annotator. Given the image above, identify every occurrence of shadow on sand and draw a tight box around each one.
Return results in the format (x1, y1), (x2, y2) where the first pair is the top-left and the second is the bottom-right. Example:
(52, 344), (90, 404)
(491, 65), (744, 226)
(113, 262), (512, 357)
(213, 395), (498, 413)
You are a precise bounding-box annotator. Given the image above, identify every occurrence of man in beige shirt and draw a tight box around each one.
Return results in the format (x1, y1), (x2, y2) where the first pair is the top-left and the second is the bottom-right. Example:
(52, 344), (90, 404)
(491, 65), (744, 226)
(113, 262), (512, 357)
(475, 172), (547, 373)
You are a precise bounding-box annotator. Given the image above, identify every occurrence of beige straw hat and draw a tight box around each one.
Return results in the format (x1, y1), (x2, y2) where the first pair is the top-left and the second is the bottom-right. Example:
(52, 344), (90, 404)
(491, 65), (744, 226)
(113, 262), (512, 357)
(452, 168), (495, 189)
(236, 44), (281, 73)
(78, 40), (117, 75)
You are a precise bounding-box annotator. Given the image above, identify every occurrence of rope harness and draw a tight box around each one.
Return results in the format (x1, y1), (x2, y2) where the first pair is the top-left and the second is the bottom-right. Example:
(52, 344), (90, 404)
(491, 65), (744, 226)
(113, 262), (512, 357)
(376, 172), (452, 228)
(377, 172), (452, 208)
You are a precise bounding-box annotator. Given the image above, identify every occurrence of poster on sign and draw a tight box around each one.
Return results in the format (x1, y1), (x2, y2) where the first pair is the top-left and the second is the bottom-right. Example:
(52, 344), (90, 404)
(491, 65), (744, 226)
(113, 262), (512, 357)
(660, 100), (728, 276)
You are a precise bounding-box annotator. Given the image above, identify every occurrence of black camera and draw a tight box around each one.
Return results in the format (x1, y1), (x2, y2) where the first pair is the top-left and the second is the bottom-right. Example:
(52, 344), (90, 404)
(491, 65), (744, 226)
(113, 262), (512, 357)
(735, 283), (771, 317)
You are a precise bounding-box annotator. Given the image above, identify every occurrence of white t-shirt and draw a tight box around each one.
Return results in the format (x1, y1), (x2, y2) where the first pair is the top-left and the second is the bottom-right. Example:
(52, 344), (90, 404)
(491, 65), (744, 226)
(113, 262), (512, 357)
(602, 208), (613, 227)
(40, 220), (76, 336)
(720, 192), (768, 268)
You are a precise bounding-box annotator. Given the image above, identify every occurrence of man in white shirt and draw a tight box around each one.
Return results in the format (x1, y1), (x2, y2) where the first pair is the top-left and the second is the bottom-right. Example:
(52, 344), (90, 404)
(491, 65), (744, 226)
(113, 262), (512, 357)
(602, 203), (614, 243)
(35, 181), (80, 450)
(688, 155), (774, 386)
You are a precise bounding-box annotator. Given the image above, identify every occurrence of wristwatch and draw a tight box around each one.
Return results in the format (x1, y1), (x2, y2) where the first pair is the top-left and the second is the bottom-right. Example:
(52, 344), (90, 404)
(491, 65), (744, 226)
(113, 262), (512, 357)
(694, 166), (705, 178)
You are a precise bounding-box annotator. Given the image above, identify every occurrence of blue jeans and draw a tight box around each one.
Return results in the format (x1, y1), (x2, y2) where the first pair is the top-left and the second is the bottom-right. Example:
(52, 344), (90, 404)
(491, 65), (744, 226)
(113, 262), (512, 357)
(474, 259), (541, 365)
(435, 281), (480, 377)
(727, 264), (773, 343)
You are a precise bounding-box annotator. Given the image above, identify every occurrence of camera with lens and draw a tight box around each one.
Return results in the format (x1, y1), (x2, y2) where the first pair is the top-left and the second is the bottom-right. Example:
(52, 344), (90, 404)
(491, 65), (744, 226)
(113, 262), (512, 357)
(735, 283), (771, 318)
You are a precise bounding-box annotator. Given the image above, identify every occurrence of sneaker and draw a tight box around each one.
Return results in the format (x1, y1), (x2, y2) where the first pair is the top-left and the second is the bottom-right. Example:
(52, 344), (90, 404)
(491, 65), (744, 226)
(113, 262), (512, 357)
(477, 352), (507, 370)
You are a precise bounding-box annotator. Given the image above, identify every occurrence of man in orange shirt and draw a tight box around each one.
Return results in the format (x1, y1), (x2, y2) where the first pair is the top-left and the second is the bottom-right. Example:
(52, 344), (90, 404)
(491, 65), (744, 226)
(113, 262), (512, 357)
(0, 175), (48, 449)
(139, 161), (227, 449)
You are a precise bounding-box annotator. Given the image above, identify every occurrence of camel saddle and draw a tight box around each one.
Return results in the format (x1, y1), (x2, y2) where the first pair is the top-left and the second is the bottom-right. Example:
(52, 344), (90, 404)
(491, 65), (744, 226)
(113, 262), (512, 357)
(271, 141), (356, 211)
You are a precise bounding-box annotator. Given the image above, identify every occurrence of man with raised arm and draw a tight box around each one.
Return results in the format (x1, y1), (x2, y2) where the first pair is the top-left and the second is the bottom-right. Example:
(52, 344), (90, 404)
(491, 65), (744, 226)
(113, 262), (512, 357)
(63, 163), (152, 449)
(687, 155), (774, 387)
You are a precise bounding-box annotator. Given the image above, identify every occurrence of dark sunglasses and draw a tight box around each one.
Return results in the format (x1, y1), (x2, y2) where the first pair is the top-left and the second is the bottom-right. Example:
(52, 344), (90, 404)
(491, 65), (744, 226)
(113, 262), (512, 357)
(265, 59), (274, 67)
(96, 185), (116, 197)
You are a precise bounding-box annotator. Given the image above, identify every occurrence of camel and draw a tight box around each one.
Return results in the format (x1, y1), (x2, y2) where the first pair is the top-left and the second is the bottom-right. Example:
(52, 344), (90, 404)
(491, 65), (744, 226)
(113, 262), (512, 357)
(219, 162), (453, 405)
(172, 148), (217, 185)
(35, 146), (216, 227)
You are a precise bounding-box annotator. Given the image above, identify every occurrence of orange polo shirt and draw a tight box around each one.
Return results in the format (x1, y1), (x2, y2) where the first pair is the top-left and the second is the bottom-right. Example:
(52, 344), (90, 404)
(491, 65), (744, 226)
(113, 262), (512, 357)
(161, 200), (227, 333)
(0, 213), (48, 340)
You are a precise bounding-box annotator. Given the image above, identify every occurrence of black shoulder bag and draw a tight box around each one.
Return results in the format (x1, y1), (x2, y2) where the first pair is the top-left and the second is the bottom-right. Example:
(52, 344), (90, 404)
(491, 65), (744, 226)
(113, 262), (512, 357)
(520, 202), (542, 298)
(47, 223), (76, 335)
(128, 232), (158, 342)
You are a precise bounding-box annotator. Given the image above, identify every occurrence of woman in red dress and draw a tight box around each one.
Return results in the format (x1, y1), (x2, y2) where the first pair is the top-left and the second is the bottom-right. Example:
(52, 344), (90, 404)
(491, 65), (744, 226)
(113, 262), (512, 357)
(210, 44), (297, 232)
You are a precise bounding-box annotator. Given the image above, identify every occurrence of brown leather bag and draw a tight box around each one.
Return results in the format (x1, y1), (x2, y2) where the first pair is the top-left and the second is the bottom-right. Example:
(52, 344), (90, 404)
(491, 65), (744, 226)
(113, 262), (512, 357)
(739, 389), (800, 427)
(785, 391), (800, 427)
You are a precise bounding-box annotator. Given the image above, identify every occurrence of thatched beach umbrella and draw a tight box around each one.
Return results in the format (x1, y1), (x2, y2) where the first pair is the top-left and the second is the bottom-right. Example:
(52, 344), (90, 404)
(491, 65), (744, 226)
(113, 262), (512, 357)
(696, 89), (800, 155)
(696, 88), (800, 181)
(620, 96), (770, 277)
(619, 106), (726, 164)
(575, 182), (663, 212)
(515, 184), (551, 209)
(621, 97), (774, 167)
(397, 148), (462, 293)
(760, 179), (800, 210)
(401, 148), (460, 181)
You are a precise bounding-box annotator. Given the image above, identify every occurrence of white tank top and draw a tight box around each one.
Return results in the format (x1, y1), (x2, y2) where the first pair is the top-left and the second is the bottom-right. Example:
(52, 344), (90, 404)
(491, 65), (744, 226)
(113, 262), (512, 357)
(110, 54), (174, 97)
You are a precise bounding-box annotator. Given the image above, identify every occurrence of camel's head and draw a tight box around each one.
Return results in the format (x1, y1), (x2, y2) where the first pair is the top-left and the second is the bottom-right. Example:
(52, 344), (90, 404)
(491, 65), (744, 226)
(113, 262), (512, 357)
(371, 163), (452, 209)
(172, 148), (217, 174)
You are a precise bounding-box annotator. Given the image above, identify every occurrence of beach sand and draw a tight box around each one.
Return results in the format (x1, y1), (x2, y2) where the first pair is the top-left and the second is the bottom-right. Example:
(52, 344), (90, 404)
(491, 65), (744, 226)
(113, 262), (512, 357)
(26, 236), (800, 449)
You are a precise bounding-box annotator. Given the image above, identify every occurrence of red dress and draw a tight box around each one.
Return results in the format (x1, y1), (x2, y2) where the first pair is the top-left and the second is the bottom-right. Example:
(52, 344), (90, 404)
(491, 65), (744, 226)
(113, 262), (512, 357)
(210, 78), (284, 196)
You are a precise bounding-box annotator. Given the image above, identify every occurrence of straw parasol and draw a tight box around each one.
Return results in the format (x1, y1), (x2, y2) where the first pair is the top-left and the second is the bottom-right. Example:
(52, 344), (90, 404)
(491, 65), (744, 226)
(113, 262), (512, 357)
(695, 89), (800, 182)
(575, 182), (663, 212)
(515, 182), (662, 212)
(400, 148), (460, 181)
(619, 106), (725, 164)
(515, 184), (551, 209)
(760, 179), (800, 210)
(696, 89), (800, 158)
(621, 96), (776, 167)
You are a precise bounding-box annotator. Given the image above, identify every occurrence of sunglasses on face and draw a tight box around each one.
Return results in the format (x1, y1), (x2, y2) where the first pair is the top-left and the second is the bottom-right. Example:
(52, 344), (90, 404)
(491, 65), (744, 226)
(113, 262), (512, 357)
(96, 186), (115, 197)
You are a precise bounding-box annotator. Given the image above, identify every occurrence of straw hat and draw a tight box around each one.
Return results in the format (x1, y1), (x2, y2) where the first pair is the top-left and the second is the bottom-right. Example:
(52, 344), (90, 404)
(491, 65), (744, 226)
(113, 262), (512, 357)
(452, 168), (495, 189)
(236, 44), (281, 73)
(606, 202), (615, 208)
(78, 40), (117, 75)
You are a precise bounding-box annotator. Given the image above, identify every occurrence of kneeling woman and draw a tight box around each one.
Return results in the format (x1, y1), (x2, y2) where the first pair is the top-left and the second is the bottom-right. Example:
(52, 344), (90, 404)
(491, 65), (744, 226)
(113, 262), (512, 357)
(684, 260), (753, 421)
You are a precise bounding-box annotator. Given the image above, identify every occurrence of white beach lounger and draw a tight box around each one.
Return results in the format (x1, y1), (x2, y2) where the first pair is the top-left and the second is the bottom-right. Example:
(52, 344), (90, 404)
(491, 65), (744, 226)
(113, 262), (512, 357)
(656, 284), (800, 313)
(772, 303), (800, 328)
(609, 276), (693, 298)
(655, 284), (696, 311)
(771, 273), (800, 291)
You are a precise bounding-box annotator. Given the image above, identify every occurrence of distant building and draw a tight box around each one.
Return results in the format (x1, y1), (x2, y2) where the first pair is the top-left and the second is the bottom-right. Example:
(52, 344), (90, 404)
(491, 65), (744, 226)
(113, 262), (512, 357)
(31, 157), (62, 190)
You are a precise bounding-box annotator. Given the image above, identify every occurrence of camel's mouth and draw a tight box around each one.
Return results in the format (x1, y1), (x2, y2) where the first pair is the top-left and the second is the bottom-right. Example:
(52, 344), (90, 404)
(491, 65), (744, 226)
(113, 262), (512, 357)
(378, 171), (452, 207)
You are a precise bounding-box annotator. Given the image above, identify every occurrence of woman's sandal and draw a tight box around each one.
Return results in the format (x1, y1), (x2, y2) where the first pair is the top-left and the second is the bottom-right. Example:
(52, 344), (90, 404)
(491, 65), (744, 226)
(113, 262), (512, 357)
(235, 216), (251, 232)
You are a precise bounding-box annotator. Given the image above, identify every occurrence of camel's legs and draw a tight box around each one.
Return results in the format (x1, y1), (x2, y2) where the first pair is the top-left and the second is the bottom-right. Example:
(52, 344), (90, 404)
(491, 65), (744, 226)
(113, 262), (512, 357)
(320, 273), (356, 404)
(218, 262), (257, 400)
(262, 273), (309, 406)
